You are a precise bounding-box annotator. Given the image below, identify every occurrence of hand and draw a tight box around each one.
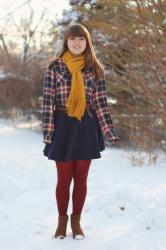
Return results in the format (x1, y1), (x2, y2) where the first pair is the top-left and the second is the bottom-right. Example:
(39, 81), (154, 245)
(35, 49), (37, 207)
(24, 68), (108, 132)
(111, 136), (120, 145)
(44, 142), (51, 145)
(43, 139), (52, 144)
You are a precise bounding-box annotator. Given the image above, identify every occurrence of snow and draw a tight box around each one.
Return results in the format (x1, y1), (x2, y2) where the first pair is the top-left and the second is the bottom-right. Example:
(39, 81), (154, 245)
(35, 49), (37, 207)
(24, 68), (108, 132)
(0, 118), (166, 250)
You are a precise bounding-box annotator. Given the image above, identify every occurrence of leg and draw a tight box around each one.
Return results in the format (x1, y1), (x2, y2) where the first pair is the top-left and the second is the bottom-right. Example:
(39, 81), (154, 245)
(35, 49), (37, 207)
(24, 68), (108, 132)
(72, 160), (91, 215)
(55, 160), (74, 216)
(54, 160), (74, 239)
(71, 159), (91, 239)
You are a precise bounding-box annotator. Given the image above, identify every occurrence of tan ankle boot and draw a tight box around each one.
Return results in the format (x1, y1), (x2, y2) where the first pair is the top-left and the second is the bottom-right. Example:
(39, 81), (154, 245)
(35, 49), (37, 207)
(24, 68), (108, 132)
(70, 214), (84, 240)
(54, 215), (68, 239)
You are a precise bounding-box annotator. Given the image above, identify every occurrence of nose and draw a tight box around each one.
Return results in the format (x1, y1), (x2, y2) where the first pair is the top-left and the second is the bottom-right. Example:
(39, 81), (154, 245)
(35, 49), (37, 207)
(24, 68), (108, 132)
(74, 42), (80, 47)
(74, 38), (81, 46)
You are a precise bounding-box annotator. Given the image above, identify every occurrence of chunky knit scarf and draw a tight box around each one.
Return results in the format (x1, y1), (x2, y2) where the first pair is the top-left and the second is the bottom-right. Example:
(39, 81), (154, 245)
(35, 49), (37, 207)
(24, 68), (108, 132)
(61, 50), (86, 121)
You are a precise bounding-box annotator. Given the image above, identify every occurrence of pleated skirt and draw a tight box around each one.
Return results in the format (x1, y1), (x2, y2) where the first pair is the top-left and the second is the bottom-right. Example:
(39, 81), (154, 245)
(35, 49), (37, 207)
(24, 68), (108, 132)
(43, 108), (105, 162)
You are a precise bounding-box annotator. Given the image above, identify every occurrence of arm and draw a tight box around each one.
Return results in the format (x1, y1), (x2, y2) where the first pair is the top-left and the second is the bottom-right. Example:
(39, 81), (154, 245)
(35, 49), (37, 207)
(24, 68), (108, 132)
(42, 64), (56, 144)
(92, 75), (119, 143)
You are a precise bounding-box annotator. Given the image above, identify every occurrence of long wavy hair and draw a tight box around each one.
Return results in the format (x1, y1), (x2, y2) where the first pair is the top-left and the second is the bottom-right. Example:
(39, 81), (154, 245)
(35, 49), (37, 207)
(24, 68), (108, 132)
(58, 22), (104, 79)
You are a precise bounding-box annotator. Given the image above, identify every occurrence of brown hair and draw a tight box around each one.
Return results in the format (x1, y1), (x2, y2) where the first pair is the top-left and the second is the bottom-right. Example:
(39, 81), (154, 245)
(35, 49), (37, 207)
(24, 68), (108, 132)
(58, 22), (104, 79)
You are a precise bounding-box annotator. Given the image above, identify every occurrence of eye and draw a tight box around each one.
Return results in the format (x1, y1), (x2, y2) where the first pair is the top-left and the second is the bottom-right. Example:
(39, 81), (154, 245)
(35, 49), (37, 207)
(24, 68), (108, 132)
(80, 37), (85, 40)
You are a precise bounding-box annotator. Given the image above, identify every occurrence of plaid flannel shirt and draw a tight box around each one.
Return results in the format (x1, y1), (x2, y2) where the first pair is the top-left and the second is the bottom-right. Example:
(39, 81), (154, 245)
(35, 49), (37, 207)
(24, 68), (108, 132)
(42, 57), (116, 144)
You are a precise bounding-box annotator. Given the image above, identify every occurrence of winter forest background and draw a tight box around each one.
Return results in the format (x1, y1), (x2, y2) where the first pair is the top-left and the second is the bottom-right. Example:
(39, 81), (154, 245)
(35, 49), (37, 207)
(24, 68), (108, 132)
(0, 1), (166, 250)
(0, 0), (166, 157)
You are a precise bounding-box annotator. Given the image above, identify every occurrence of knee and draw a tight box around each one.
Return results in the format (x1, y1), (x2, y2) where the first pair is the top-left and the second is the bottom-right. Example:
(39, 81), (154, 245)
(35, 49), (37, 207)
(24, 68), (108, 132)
(57, 176), (73, 188)
(73, 178), (87, 188)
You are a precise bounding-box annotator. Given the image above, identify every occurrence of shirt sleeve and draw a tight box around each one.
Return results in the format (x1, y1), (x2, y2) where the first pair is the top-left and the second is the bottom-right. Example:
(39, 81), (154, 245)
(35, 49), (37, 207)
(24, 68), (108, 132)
(42, 64), (56, 144)
(92, 75), (116, 142)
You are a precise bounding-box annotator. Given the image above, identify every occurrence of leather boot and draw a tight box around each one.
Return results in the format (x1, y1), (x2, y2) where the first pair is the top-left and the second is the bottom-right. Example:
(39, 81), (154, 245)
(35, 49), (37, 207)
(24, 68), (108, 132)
(54, 215), (68, 239)
(70, 213), (84, 239)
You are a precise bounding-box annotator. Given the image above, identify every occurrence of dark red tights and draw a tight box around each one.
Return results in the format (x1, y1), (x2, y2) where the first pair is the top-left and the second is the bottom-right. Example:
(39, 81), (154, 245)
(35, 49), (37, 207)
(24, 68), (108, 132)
(55, 160), (91, 216)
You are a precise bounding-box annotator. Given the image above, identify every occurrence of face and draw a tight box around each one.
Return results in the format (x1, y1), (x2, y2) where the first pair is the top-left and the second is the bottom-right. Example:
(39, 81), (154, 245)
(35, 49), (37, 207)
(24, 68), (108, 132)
(67, 36), (86, 56)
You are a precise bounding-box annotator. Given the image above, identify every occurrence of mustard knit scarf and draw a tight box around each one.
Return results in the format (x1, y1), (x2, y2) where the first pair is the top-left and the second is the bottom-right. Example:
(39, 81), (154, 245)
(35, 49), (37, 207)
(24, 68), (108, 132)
(61, 50), (86, 121)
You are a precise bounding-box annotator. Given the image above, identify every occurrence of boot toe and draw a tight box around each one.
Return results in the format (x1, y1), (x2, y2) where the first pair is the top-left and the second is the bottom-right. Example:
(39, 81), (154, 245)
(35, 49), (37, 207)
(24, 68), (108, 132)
(56, 235), (65, 239)
(74, 234), (84, 240)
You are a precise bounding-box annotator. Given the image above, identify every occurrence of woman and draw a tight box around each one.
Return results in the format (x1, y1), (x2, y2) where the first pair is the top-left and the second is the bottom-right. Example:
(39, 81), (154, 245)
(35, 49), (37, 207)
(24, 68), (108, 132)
(42, 22), (119, 240)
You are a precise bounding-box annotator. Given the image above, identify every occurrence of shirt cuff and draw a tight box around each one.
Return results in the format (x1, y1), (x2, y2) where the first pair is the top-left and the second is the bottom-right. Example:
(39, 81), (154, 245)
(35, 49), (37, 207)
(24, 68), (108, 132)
(105, 130), (117, 142)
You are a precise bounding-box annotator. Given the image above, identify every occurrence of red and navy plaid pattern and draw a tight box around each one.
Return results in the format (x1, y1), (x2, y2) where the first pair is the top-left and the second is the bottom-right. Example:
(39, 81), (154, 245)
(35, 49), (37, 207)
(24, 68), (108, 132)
(42, 57), (116, 144)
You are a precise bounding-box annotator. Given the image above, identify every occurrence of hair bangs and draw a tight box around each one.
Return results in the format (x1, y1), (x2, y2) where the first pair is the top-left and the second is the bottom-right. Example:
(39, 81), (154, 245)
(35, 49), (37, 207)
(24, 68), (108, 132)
(66, 25), (86, 39)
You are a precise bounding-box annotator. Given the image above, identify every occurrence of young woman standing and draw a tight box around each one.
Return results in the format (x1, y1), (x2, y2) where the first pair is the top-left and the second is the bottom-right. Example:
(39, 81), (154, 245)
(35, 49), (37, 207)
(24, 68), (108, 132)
(42, 22), (119, 240)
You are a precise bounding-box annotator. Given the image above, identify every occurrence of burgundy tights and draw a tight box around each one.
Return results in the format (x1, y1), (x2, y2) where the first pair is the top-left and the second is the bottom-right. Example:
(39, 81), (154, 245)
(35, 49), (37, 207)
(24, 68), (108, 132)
(55, 160), (91, 216)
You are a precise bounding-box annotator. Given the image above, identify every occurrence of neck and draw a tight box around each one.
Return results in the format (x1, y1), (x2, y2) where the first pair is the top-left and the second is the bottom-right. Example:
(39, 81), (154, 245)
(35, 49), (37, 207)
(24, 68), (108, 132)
(68, 50), (83, 58)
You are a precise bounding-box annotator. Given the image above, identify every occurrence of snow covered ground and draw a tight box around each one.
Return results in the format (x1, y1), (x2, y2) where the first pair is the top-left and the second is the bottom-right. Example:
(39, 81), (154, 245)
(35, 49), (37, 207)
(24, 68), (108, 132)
(0, 118), (166, 250)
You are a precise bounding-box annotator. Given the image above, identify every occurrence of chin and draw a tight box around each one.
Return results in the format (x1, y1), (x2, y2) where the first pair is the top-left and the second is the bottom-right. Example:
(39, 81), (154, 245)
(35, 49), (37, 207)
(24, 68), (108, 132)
(73, 51), (82, 54)
(72, 52), (83, 56)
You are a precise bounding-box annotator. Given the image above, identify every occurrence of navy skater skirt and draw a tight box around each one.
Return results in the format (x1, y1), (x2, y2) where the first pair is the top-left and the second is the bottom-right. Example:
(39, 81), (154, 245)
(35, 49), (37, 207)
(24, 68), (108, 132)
(43, 107), (105, 162)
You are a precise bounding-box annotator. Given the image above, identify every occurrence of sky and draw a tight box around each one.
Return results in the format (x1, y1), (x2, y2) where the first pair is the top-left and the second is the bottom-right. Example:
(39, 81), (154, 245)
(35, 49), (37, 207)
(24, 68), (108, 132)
(0, 0), (70, 21)
(0, 0), (71, 52)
